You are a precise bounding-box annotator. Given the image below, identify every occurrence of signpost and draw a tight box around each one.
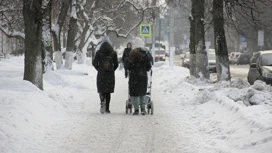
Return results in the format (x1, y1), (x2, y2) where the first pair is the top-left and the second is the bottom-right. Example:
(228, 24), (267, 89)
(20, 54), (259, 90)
(140, 24), (152, 37)
(240, 37), (247, 52)
(241, 37), (247, 47)
(258, 30), (264, 50)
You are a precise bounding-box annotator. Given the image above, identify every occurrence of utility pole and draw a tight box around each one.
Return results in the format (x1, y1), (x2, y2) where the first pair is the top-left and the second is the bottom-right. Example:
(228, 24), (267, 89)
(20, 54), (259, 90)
(158, 20), (161, 50)
(151, 0), (157, 61)
(152, 18), (156, 61)
(169, 8), (175, 67)
(1, 12), (3, 55)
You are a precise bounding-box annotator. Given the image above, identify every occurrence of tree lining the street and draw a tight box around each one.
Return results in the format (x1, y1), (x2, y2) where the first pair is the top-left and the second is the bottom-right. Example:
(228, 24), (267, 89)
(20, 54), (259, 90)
(20, 0), (160, 89)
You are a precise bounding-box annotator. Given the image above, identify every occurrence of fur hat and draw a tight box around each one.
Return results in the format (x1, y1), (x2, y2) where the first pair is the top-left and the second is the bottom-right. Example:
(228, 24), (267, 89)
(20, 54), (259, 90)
(102, 35), (112, 45)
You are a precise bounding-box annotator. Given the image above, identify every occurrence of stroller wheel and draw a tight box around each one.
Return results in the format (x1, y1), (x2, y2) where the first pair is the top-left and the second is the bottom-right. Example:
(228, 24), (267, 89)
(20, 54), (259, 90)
(125, 100), (129, 114)
(151, 101), (154, 115)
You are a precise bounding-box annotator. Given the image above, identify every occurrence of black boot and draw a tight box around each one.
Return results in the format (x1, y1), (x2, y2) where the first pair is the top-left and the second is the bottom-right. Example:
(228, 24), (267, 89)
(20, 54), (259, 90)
(100, 101), (106, 114)
(133, 110), (139, 115)
(99, 93), (106, 114)
(141, 109), (146, 115)
(105, 94), (111, 113)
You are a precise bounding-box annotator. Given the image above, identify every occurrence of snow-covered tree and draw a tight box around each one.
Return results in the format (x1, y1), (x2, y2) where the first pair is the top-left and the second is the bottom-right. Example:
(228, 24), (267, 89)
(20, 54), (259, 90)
(23, 0), (45, 90)
(189, 0), (197, 77)
(42, 0), (54, 72)
(225, 0), (272, 52)
(51, 0), (70, 69)
(64, 0), (77, 70)
(166, 0), (209, 79)
(0, 0), (24, 39)
(194, 0), (209, 79)
(63, 0), (159, 69)
(213, 0), (230, 81)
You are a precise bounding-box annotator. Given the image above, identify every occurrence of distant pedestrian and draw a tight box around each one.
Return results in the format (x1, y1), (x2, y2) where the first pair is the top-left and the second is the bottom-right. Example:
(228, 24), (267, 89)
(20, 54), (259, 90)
(122, 42), (132, 78)
(128, 48), (152, 115)
(93, 36), (118, 114)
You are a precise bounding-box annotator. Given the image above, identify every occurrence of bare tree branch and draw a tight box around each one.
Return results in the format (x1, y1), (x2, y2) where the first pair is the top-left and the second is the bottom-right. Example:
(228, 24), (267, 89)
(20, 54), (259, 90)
(0, 24), (25, 39)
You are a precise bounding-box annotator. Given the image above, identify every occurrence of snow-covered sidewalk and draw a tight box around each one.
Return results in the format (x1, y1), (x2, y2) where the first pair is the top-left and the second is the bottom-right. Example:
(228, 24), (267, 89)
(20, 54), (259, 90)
(1, 56), (272, 153)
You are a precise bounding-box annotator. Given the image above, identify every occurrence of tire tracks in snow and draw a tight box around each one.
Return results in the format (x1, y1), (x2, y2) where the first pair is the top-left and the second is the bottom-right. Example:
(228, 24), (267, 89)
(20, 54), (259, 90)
(144, 116), (155, 153)
(109, 116), (129, 153)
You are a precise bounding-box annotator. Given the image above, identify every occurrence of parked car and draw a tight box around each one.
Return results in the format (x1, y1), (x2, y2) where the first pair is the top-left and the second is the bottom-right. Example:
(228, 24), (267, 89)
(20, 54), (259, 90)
(181, 51), (190, 69)
(234, 52), (250, 65)
(155, 49), (166, 62)
(181, 50), (216, 72)
(229, 52), (236, 64)
(208, 52), (216, 72)
(247, 50), (272, 85)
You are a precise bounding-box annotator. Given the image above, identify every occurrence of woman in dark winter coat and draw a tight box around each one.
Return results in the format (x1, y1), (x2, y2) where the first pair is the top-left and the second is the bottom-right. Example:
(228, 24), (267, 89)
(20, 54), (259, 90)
(93, 36), (118, 114)
(122, 42), (132, 78)
(127, 48), (152, 115)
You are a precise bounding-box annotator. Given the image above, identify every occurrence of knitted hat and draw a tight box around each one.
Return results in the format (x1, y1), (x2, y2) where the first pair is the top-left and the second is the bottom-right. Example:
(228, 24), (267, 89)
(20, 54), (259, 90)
(102, 35), (112, 45)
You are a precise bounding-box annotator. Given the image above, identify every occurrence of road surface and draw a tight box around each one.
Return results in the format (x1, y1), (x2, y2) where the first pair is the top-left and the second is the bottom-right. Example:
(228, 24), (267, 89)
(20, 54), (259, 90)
(173, 55), (249, 80)
(39, 69), (196, 153)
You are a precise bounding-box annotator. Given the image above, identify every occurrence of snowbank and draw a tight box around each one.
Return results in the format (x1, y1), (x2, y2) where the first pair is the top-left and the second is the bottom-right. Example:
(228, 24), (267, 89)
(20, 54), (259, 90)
(0, 56), (97, 152)
(0, 64), (67, 152)
(153, 63), (272, 153)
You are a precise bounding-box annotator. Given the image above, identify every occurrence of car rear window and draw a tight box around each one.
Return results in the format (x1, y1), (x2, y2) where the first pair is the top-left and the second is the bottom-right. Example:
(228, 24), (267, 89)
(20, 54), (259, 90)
(155, 50), (165, 55)
(261, 53), (272, 66)
(208, 53), (216, 60)
(240, 54), (249, 58)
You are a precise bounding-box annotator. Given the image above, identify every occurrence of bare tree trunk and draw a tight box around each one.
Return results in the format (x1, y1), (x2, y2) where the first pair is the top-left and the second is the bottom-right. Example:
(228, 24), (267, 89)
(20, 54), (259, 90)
(62, 23), (67, 49)
(23, 0), (44, 90)
(52, 0), (70, 69)
(195, 0), (209, 79)
(65, 0), (78, 70)
(42, 0), (54, 72)
(213, 0), (231, 81)
(189, 0), (196, 77)
(76, 0), (94, 64)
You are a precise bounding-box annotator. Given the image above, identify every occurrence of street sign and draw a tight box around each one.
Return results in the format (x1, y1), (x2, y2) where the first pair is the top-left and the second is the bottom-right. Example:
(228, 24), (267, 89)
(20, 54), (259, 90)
(241, 37), (247, 43)
(241, 37), (247, 47)
(140, 24), (152, 37)
(258, 30), (264, 47)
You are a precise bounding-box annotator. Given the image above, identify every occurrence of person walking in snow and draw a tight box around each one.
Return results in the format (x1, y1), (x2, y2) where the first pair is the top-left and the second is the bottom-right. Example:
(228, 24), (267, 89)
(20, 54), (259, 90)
(93, 36), (118, 114)
(128, 48), (152, 115)
(122, 42), (132, 78)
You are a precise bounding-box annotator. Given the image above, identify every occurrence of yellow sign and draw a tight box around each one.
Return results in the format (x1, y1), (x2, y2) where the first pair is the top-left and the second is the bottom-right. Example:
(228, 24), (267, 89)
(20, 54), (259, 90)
(140, 24), (152, 37)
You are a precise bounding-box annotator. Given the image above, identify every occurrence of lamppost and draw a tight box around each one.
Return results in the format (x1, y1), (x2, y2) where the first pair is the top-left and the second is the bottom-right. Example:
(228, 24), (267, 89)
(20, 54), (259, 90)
(1, 12), (3, 55)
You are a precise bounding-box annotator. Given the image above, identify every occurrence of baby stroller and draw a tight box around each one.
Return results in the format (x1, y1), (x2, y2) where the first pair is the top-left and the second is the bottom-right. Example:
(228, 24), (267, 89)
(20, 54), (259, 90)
(125, 70), (154, 115)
